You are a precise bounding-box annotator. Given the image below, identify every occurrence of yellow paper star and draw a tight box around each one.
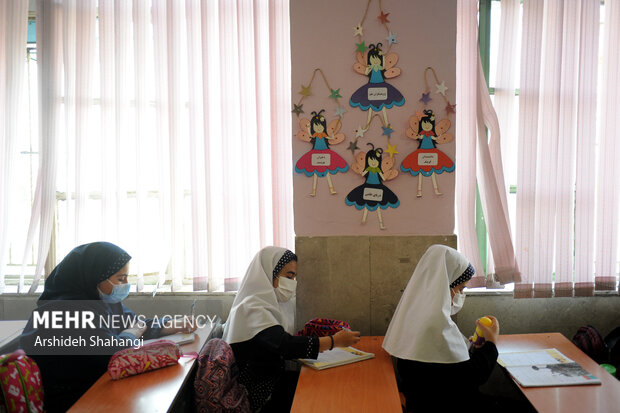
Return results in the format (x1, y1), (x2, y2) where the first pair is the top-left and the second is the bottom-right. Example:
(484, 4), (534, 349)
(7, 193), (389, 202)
(353, 24), (363, 37)
(386, 143), (398, 158)
(299, 85), (312, 97)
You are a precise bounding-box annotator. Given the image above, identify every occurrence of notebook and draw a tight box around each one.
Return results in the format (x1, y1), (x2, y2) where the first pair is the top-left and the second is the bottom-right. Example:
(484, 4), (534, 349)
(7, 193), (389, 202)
(142, 332), (196, 346)
(299, 346), (374, 370)
(497, 348), (602, 387)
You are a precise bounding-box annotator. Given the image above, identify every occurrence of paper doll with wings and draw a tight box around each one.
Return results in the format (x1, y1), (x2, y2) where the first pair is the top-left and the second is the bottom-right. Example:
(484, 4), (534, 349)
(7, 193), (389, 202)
(350, 43), (405, 128)
(345, 143), (399, 230)
(400, 109), (455, 197)
(295, 110), (349, 196)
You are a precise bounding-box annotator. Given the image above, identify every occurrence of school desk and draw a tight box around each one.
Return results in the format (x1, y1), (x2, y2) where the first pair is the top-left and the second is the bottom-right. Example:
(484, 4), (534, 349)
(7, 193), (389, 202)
(290, 336), (402, 413)
(68, 323), (213, 413)
(497, 332), (620, 413)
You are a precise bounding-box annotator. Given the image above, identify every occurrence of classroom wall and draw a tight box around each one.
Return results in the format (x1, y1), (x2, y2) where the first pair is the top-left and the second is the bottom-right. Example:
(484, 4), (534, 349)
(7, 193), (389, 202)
(291, 0), (457, 236)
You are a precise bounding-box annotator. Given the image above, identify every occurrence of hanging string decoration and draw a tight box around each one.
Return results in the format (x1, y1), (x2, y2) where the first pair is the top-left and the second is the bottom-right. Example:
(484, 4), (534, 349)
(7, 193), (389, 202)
(294, 69), (349, 197)
(345, 143), (399, 230)
(348, 0), (405, 157)
(400, 67), (455, 197)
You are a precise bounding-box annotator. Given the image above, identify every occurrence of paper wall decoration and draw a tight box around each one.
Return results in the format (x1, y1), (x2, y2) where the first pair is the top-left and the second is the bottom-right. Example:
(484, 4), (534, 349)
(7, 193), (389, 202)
(400, 67), (455, 197)
(295, 110), (349, 196)
(345, 143), (399, 230)
(294, 69), (349, 197)
(349, 0), (405, 132)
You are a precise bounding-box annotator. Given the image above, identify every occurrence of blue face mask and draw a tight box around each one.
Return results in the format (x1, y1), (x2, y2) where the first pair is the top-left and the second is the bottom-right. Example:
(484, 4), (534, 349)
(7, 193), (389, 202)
(98, 279), (131, 303)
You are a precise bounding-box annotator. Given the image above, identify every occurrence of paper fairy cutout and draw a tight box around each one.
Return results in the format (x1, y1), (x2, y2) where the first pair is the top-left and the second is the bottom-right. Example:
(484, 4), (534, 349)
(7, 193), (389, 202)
(350, 42), (404, 129)
(295, 110), (349, 196)
(346, 143), (399, 230)
(400, 109), (454, 197)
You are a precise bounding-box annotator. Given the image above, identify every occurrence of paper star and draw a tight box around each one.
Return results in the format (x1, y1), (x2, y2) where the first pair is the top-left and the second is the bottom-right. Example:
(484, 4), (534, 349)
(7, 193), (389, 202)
(435, 81), (448, 96)
(292, 103), (304, 116)
(386, 31), (398, 46)
(378, 11), (390, 24)
(329, 88), (342, 101)
(299, 85), (312, 97)
(386, 143), (399, 158)
(415, 110), (426, 120)
(334, 106), (347, 118)
(445, 102), (457, 115)
(356, 41), (368, 53)
(353, 24), (363, 37)
(355, 125), (366, 138)
(348, 140), (360, 154)
(381, 125), (394, 138)
(419, 92), (432, 105)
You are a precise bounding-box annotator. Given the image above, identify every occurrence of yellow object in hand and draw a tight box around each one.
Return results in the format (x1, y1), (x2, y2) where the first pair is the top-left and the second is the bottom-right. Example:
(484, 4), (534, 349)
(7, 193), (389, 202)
(472, 316), (492, 346)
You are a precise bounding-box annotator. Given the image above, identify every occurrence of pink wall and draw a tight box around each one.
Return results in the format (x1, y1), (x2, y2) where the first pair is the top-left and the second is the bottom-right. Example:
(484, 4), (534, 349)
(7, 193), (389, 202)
(291, 0), (457, 236)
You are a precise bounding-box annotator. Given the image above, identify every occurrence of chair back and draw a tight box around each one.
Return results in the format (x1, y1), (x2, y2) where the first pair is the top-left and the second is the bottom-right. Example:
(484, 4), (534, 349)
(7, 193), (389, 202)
(194, 338), (250, 413)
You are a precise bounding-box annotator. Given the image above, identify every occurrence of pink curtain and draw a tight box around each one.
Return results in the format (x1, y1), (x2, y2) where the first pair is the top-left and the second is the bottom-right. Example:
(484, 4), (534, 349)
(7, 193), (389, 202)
(465, 0), (618, 297)
(456, 0), (519, 287)
(16, 0), (293, 293)
(0, 0), (29, 293)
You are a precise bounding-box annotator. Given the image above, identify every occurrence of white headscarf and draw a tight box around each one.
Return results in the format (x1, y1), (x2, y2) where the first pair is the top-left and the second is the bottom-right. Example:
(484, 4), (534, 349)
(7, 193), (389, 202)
(223, 247), (296, 344)
(382, 245), (473, 363)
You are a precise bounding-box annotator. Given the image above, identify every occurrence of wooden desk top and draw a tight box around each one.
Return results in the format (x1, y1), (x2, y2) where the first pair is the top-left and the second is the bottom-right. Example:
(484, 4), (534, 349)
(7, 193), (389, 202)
(68, 324), (213, 413)
(497, 333), (620, 413)
(291, 336), (401, 413)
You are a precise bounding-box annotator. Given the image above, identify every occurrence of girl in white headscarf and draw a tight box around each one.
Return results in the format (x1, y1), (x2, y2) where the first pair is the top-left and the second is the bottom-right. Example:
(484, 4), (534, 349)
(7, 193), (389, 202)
(383, 245), (500, 412)
(223, 246), (360, 412)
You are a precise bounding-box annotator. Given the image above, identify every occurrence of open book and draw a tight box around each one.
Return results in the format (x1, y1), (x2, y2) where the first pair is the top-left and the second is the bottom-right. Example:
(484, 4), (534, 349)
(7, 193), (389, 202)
(142, 332), (196, 346)
(299, 346), (374, 370)
(498, 348), (601, 387)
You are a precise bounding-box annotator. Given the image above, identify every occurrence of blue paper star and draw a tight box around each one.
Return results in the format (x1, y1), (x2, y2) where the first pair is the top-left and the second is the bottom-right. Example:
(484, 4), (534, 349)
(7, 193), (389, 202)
(419, 92), (432, 105)
(386, 31), (398, 46)
(381, 125), (394, 138)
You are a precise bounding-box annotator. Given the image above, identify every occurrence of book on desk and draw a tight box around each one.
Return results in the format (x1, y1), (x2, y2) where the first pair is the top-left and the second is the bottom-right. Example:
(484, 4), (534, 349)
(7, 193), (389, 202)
(142, 332), (196, 346)
(498, 348), (602, 387)
(299, 346), (374, 370)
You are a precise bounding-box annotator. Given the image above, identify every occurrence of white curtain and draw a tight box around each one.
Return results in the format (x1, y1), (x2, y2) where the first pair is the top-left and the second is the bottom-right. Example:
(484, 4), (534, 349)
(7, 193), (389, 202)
(14, 0), (293, 293)
(456, 0), (519, 288)
(0, 0), (29, 293)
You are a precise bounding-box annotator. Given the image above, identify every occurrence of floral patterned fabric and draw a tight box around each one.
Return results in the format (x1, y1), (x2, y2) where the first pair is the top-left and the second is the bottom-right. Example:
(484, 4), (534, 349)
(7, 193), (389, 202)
(107, 340), (181, 380)
(194, 338), (250, 413)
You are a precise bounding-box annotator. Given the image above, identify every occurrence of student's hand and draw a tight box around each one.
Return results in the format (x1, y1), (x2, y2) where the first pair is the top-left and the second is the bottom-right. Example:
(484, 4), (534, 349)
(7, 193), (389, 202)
(333, 329), (361, 348)
(476, 315), (499, 345)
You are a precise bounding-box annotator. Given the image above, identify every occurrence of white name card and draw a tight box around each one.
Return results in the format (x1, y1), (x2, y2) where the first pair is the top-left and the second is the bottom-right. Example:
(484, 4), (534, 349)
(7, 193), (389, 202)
(368, 87), (388, 101)
(363, 188), (384, 201)
(311, 153), (330, 166)
(418, 153), (438, 166)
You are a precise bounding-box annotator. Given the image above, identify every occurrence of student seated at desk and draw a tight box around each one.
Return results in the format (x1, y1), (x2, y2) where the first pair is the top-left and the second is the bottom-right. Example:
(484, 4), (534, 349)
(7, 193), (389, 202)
(223, 246), (360, 412)
(383, 245), (501, 413)
(19, 242), (194, 412)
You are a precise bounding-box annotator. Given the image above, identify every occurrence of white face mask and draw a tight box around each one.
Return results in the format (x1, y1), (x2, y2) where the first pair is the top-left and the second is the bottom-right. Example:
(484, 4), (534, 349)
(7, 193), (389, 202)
(450, 291), (466, 315)
(275, 277), (297, 303)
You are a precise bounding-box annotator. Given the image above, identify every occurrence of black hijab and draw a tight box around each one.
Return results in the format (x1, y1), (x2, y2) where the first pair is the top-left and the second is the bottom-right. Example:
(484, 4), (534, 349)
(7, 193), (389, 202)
(39, 242), (131, 301)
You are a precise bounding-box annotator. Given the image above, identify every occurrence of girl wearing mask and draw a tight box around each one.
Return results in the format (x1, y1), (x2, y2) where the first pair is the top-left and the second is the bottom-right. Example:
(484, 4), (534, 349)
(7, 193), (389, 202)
(382, 244), (500, 412)
(223, 246), (360, 412)
(20, 242), (192, 412)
